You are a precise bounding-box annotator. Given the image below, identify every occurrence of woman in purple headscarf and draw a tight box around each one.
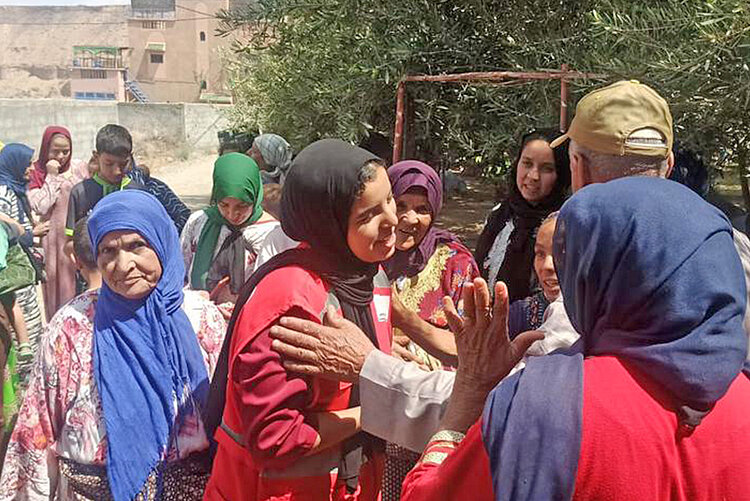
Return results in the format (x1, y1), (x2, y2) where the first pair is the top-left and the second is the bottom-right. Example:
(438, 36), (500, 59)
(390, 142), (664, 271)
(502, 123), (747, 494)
(382, 160), (479, 501)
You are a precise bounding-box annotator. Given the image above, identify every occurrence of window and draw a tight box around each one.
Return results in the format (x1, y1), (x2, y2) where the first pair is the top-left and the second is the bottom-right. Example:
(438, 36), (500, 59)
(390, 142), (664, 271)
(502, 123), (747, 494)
(81, 69), (107, 79)
(142, 20), (166, 29)
(200, 31), (206, 42)
(150, 53), (164, 64)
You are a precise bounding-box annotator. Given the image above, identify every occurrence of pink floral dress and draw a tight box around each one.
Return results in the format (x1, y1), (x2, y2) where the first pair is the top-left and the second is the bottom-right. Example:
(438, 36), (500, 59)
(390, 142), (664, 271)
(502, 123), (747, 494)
(28, 159), (90, 321)
(0, 289), (227, 500)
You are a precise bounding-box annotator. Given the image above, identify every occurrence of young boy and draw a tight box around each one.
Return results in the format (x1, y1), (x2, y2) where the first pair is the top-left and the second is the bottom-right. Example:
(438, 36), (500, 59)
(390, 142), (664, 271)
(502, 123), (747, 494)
(70, 216), (101, 292)
(65, 124), (144, 239)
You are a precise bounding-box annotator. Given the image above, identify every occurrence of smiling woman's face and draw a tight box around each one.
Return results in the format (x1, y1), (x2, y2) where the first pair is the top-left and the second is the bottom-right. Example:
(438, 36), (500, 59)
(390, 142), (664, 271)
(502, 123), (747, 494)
(97, 230), (162, 300)
(516, 139), (558, 203)
(395, 187), (433, 252)
(346, 165), (398, 263)
(534, 218), (560, 302)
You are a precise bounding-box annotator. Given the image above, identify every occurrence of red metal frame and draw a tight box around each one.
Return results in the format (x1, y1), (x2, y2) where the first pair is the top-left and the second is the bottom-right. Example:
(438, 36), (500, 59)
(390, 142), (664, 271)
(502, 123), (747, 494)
(392, 65), (605, 164)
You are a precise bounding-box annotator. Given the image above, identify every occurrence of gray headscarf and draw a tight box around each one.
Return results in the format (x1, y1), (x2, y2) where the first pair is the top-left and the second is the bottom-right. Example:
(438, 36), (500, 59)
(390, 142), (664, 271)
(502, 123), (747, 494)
(253, 133), (293, 184)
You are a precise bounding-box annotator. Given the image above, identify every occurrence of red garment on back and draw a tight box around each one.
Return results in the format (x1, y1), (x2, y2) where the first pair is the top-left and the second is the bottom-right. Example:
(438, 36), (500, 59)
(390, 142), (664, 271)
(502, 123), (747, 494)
(573, 356), (750, 500)
(402, 356), (750, 501)
(205, 265), (392, 501)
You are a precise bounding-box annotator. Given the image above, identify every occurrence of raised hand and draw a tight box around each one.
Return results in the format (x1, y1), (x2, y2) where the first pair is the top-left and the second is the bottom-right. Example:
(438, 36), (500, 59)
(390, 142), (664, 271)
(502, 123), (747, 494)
(438, 278), (544, 432)
(46, 159), (61, 175)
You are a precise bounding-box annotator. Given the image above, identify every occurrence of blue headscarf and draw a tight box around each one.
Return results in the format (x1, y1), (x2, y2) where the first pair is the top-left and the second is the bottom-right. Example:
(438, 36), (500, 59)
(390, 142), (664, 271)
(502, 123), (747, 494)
(88, 190), (209, 501)
(0, 143), (34, 222)
(482, 177), (749, 500)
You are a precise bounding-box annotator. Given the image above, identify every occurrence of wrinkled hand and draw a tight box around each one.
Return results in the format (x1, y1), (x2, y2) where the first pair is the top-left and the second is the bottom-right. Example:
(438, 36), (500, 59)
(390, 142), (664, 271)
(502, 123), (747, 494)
(269, 305), (375, 382)
(444, 278), (542, 392)
(439, 278), (544, 433)
(32, 221), (51, 237)
(46, 159), (61, 175)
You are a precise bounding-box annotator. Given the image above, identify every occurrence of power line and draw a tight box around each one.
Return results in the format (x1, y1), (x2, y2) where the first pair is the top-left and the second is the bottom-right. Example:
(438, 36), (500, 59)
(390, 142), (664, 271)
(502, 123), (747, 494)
(0, 16), (213, 25)
(176, 4), (217, 17)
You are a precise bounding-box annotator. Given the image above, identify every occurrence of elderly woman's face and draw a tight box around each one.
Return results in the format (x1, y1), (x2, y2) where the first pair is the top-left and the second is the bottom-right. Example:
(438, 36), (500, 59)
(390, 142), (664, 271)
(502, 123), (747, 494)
(97, 230), (162, 300)
(395, 187), (432, 252)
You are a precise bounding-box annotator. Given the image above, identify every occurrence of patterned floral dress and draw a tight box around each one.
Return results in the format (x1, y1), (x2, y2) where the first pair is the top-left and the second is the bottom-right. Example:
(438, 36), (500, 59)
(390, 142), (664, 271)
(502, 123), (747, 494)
(0, 289), (227, 500)
(385, 240), (479, 501)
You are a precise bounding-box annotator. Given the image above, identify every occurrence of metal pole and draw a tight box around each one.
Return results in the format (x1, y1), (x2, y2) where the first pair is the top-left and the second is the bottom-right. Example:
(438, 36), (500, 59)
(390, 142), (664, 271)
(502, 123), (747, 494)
(393, 81), (406, 165)
(560, 63), (569, 132)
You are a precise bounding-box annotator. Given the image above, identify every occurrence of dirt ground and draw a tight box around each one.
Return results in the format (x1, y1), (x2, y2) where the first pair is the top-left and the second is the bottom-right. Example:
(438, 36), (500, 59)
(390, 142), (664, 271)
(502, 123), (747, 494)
(157, 153), (497, 251)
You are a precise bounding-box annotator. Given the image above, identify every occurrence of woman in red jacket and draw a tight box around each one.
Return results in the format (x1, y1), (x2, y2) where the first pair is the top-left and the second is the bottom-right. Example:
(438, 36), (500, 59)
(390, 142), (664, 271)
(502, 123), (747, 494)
(204, 139), (398, 500)
(402, 177), (750, 500)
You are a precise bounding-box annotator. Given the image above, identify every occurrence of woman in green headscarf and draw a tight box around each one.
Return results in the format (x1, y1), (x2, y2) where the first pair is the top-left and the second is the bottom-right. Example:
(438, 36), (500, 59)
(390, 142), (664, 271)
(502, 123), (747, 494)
(181, 153), (280, 304)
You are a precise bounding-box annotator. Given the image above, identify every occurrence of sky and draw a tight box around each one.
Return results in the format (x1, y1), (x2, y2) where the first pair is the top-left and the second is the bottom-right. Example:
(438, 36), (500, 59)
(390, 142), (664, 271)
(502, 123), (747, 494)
(0, 0), (128, 5)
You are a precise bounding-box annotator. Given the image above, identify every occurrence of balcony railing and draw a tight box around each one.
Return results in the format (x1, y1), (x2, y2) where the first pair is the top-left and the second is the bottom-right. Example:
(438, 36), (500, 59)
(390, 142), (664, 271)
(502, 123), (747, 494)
(72, 47), (126, 69)
(129, 8), (176, 20)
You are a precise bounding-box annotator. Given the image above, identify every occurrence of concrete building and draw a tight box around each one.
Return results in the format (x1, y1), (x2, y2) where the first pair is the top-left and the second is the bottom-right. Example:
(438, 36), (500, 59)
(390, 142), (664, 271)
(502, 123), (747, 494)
(0, 1), (241, 103)
(70, 46), (129, 102)
(127, 0), (231, 103)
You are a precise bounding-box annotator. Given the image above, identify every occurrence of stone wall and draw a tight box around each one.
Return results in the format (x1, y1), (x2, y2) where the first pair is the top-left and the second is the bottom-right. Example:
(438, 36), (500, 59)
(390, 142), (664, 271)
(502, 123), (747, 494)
(0, 99), (229, 161)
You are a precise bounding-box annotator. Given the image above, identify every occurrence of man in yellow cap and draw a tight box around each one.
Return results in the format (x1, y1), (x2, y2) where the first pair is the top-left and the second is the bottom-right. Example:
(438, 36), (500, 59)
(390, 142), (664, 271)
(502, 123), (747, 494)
(547, 78), (750, 348)
(550, 79), (675, 191)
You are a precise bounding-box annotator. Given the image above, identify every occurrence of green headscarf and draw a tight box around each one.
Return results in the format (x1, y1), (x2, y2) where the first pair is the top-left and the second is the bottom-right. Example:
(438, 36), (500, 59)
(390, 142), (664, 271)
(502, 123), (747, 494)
(190, 153), (264, 290)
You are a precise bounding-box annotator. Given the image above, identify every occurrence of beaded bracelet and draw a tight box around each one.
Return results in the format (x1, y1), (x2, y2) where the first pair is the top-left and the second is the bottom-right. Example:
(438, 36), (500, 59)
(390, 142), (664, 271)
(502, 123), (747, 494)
(418, 430), (466, 465)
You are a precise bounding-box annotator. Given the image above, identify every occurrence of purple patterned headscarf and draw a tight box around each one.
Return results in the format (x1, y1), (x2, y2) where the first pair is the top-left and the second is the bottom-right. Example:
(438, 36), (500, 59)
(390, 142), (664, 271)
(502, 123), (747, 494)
(384, 160), (461, 279)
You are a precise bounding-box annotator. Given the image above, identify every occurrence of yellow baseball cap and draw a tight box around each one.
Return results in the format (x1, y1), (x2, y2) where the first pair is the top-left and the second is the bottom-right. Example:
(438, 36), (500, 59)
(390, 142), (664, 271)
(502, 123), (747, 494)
(550, 80), (673, 158)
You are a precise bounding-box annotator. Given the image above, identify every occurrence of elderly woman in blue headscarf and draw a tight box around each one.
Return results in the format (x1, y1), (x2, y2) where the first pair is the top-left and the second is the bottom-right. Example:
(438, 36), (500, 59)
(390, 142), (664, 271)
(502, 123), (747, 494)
(401, 177), (750, 501)
(0, 190), (227, 501)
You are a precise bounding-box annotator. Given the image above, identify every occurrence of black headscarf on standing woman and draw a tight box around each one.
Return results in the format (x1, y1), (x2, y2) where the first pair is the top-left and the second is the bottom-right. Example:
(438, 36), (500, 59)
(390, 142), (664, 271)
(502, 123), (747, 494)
(474, 129), (570, 302)
(205, 139), (385, 490)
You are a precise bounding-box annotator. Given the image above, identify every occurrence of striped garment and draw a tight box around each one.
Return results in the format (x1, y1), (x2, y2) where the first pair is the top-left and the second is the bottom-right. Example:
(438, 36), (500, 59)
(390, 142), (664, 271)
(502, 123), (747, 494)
(0, 186), (44, 366)
(128, 166), (191, 233)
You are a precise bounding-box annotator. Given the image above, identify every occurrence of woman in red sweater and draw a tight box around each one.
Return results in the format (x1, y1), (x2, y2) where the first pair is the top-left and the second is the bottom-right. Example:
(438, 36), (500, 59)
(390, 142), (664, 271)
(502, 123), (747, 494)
(402, 177), (750, 500)
(204, 139), (398, 500)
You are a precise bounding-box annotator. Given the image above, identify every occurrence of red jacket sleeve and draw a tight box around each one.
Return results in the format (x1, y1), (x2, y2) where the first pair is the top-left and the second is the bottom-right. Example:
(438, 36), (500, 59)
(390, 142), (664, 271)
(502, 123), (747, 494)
(402, 421), (494, 501)
(231, 306), (321, 470)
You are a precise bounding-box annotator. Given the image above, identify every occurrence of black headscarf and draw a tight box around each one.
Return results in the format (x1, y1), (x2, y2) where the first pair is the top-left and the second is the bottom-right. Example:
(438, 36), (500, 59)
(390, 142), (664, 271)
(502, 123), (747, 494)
(205, 139), (384, 489)
(474, 129), (570, 302)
